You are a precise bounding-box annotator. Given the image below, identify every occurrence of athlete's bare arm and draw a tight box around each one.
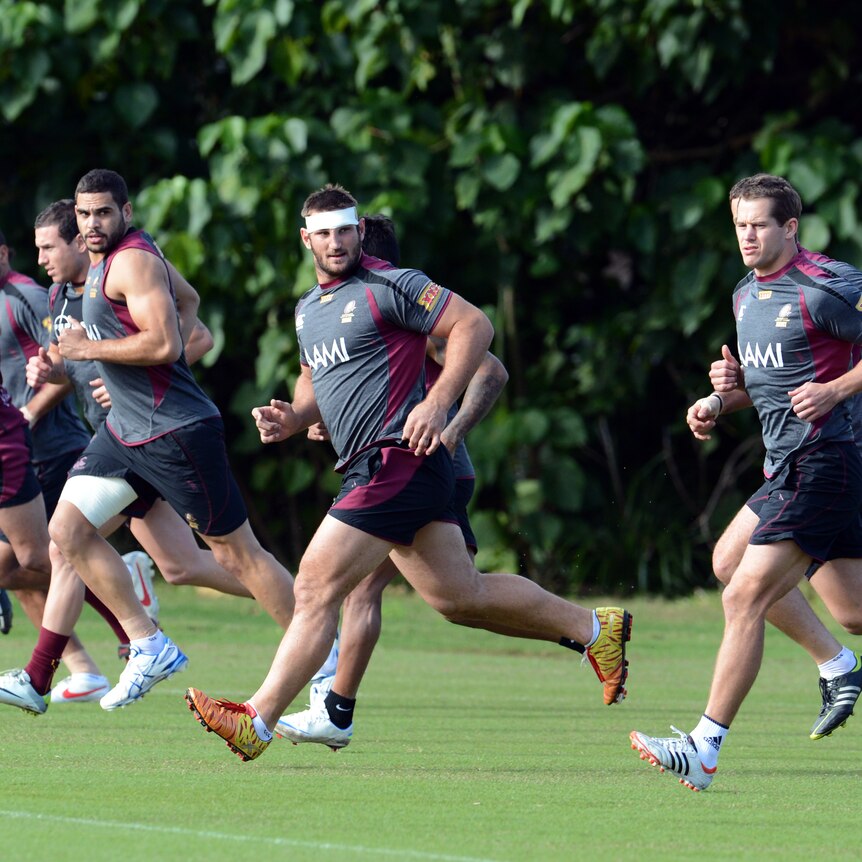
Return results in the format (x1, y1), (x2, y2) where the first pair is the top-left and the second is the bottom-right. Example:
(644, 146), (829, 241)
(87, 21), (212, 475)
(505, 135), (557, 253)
(56, 248), (183, 366)
(183, 320), (214, 365)
(253, 366), (322, 444)
(26, 344), (68, 388)
(20, 379), (75, 427)
(426, 335), (508, 453)
(403, 295), (493, 455)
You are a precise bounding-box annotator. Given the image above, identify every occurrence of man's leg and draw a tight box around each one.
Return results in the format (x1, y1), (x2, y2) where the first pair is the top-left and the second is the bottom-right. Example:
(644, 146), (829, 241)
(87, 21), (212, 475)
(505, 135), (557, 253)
(714, 505), (842, 663)
(199, 520), (294, 627)
(392, 522), (595, 643)
(274, 557), (397, 748)
(801, 558), (862, 738)
(631, 540), (810, 791)
(50, 495), (188, 711)
(129, 500), (254, 598)
(186, 515), (392, 760)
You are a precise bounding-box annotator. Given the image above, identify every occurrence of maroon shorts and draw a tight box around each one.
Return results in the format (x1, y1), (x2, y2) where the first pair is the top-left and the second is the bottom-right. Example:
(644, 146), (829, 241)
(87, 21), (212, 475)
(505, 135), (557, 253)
(0, 424), (41, 509)
(329, 442), (457, 545)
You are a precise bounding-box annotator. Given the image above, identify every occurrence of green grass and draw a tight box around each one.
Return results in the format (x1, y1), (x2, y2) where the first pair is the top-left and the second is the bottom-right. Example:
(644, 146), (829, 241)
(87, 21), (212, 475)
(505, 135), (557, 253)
(2, 585), (861, 861)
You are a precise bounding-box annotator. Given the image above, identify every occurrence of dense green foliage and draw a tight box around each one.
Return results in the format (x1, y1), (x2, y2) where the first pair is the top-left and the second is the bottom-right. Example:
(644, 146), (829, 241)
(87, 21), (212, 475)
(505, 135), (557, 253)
(3, 0), (862, 592)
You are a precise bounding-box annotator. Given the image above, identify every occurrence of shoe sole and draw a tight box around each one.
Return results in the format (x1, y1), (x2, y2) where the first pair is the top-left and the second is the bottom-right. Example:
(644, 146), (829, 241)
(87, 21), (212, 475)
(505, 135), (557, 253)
(604, 611), (633, 705)
(810, 714), (851, 740)
(274, 725), (349, 752)
(629, 731), (705, 792)
(0, 699), (46, 716)
(101, 654), (189, 711)
(185, 690), (257, 762)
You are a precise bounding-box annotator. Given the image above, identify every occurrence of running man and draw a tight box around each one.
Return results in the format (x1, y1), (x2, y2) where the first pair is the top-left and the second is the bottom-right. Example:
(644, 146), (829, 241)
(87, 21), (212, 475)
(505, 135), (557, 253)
(44, 169), (295, 711)
(684, 182), (862, 742)
(185, 184), (633, 762)
(276, 214), (511, 748)
(632, 174), (862, 791)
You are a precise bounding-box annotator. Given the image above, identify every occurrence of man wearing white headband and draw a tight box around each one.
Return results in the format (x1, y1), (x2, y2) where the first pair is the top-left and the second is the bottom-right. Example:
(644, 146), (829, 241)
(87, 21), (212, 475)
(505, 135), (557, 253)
(186, 183), (635, 762)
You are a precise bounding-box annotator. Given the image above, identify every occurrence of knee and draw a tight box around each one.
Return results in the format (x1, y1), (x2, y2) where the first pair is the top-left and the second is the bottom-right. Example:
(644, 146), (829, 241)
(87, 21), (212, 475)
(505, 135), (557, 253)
(9, 544), (50, 578)
(835, 612), (862, 637)
(425, 591), (479, 624)
(153, 560), (194, 586)
(712, 546), (736, 586)
(49, 511), (95, 557)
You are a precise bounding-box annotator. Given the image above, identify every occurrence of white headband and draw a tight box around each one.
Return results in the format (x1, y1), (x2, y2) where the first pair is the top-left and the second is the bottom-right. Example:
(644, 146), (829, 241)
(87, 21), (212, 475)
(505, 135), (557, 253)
(305, 206), (359, 232)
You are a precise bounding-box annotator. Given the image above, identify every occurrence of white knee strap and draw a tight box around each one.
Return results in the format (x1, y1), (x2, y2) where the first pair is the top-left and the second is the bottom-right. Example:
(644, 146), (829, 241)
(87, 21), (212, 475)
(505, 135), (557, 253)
(58, 475), (138, 528)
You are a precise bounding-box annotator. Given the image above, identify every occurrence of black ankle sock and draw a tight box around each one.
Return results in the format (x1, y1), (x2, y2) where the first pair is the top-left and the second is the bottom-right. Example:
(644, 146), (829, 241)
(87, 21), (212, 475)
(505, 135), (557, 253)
(559, 637), (586, 654)
(325, 690), (356, 729)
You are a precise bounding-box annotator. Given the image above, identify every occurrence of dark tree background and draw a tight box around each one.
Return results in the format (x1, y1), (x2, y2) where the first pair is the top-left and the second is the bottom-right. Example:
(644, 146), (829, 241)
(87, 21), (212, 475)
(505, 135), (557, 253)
(4, 0), (862, 594)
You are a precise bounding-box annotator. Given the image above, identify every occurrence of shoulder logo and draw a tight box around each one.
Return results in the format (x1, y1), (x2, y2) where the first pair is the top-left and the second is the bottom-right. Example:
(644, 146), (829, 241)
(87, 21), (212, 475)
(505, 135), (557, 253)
(775, 303), (792, 328)
(418, 282), (442, 313)
(341, 300), (356, 324)
(737, 304), (746, 322)
(757, 290), (772, 300)
(295, 313), (304, 331)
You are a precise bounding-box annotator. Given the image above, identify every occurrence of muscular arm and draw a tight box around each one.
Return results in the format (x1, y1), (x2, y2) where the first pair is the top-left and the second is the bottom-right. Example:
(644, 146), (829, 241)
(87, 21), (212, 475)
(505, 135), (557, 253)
(427, 336), (508, 451)
(402, 295), (493, 453)
(57, 249), (182, 366)
(183, 320), (214, 365)
(21, 380), (75, 427)
(167, 261), (200, 347)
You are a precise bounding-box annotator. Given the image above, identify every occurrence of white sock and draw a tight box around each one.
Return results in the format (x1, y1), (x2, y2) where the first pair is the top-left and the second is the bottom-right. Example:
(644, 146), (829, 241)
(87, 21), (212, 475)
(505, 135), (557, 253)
(818, 647), (857, 680)
(247, 699), (273, 742)
(691, 713), (728, 771)
(131, 629), (166, 656)
(585, 611), (601, 648)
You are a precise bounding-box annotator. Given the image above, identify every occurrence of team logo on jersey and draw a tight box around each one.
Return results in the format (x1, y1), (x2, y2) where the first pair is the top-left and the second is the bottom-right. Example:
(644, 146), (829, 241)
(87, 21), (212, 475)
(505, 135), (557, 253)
(86, 273), (99, 298)
(341, 300), (356, 323)
(320, 293), (334, 304)
(185, 512), (200, 531)
(296, 314), (305, 331)
(757, 290), (772, 300)
(775, 303), (792, 328)
(418, 282), (442, 313)
(740, 341), (784, 368)
(304, 338), (350, 369)
(53, 313), (74, 339)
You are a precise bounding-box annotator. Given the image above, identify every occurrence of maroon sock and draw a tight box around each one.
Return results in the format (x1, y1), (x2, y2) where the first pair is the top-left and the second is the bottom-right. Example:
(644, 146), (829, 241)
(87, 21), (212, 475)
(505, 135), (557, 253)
(84, 588), (129, 643)
(25, 627), (70, 694)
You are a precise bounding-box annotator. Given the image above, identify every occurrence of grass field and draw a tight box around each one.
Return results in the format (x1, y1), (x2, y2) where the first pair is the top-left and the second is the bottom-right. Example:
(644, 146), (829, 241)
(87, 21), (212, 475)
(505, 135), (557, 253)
(2, 583), (861, 861)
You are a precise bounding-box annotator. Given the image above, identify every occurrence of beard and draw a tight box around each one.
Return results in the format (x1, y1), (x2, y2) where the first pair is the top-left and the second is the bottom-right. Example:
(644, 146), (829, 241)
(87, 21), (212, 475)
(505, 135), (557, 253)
(312, 242), (362, 281)
(85, 221), (128, 255)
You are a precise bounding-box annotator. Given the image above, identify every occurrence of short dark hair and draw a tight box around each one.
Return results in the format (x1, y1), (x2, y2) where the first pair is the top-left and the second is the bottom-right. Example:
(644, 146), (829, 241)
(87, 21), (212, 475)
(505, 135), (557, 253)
(361, 214), (400, 266)
(34, 199), (78, 243)
(301, 183), (358, 218)
(75, 169), (130, 208)
(728, 173), (802, 225)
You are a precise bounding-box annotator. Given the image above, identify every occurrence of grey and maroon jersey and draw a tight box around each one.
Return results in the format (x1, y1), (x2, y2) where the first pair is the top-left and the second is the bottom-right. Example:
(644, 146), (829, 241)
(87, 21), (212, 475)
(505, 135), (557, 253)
(0, 385), (26, 435)
(296, 252), (452, 470)
(49, 282), (108, 432)
(81, 229), (219, 445)
(799, 248), (862, 454)
(0, 269), (90, 460)
(733, 249), (862, 476)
